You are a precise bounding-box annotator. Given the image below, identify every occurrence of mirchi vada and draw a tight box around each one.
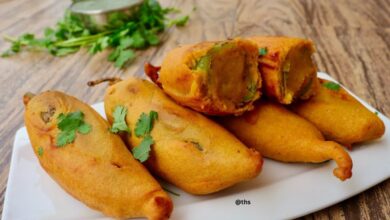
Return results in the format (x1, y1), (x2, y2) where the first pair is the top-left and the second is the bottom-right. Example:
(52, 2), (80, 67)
(103, 77), (263, 194)
(24, 91), (173, 220)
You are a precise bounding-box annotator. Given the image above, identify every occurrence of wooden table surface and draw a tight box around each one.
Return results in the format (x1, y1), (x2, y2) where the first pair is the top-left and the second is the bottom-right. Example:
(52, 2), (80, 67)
(0, 0), (389, 219)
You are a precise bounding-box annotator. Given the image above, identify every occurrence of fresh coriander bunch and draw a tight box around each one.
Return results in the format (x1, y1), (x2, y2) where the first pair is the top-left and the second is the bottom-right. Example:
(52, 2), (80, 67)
(1, 0), (189, 68)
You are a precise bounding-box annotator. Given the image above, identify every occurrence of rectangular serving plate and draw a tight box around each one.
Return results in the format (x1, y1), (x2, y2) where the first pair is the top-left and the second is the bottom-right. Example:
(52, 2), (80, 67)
(2, 72), (390, 220)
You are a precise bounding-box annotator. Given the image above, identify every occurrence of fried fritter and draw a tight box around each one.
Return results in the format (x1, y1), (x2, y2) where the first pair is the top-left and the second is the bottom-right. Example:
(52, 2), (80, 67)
(219, 100), (353, 181)
(104, 77), (263, 194)
(145, 38), (261, 116)
(247, 36), (318, 104)
(24, 91), (172, 220)
(291, 78), (385, 147)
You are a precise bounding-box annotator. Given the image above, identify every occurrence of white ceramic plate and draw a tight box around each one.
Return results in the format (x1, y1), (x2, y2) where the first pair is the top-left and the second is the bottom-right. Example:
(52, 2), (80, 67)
(2, 72), (390, 220)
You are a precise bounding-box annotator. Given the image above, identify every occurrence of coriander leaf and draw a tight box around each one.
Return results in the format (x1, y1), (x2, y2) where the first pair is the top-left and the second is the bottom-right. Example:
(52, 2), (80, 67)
(78, 123), (92, 134)
(110, 106), (130, 133)
(145, 31), (160, 45)
(57, 130), (76, 147)
(107, 11), (128, 29)
(150, 111), (158, 120)
(89, 36), (110, 54)
(129, 30), (146, 49)
(322, 81), (340, 91)
(1, 0), (190, 69)
(375, 111), (379, 115)
(57, 113), (65, 121)
(44, 27), (55, 38)
(114, 49), (135, 68)
(89, 42), (100, 54)
(37, 146), (44, 157)
(20, 33), (35, 42)
(135, 111), (158, 137)
(108, 47), (121, 61)
(258, 47), (267, 56)
(57, 111), (84, 131)
(135, 113), (149, 137)
(119, 36), (134, 49)
(132, 135), (154, 163)
(11, 42), (21, 53)
(56, 110), (91, 147)
(99, 36), (110, 49)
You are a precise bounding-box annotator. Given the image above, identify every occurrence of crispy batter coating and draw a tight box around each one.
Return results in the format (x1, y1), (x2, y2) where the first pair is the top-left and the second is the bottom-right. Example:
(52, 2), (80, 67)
(219, 100), (353, 181)
(291, 78), (385, 147)
(247, 36), (318, 104)
(148, 38), (261, 116)
(104, 77), (263, 194)
(24, 91), (172, 220)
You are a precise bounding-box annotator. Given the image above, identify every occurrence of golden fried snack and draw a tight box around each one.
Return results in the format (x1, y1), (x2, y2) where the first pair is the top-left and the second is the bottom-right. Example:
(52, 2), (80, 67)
(104, 77), (263, 194)
(145, 38), (261, 116)
(291, 79), (385, 147)
(247, 36), (318, 104)
(24, 91), (172, 220)
(219, 100), (353, 181)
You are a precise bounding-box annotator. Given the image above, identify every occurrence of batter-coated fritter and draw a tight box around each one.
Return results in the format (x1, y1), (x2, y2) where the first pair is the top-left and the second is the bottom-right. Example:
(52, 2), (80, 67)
(247, 36), (318, 104)
(291, 79), (385, 147)
(24, 91), (172, 220)
(104, 77), (263, 195)
(146, 38), (261, 116)
(219, 100), (353, 181)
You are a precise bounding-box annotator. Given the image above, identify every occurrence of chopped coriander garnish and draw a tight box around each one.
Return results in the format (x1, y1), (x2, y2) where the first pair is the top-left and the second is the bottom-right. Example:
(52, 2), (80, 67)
(1, 0), (190, 69)
(322, 81), (341, 91)
(132, 135), (154, 163)
(57, 130), (76, 147)
(110, 106), (130, 133)
(258, 47), (268, 56)
(56, 111), (91, 147)
(162, 186), (180, 196)
(78, 123), (92, 134)
(132, 111), (158, 163)
(37, 146), (44, 157)
(135, 111), (158, 137)
(375, 111), (379, 115)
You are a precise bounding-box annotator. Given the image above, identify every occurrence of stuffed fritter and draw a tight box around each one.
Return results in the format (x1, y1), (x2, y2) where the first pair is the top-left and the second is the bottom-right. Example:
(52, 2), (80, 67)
(247, 36), (318, 104)
(219, 100), (353, 181)
(24, 91), (172, 220)
(145, 38), (262, 116)
(104, 77), (263, 194)
(291, 79), (385, 147)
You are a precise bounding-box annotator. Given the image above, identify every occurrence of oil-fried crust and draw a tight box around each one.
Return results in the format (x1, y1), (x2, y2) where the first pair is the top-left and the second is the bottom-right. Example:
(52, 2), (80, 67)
(156, 38), (261, 116)
(104, 77), (263, 194)
(219, 100), (353, 181)
(291, 78), (385, 146)
(24, 91), (172, 219)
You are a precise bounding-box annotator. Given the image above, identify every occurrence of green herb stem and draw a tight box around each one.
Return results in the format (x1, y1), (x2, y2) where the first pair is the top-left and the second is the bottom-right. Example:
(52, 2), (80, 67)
(1, 0), (190, 68)
(55, 31), (112, 47)
(3, 35), (18, 42)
